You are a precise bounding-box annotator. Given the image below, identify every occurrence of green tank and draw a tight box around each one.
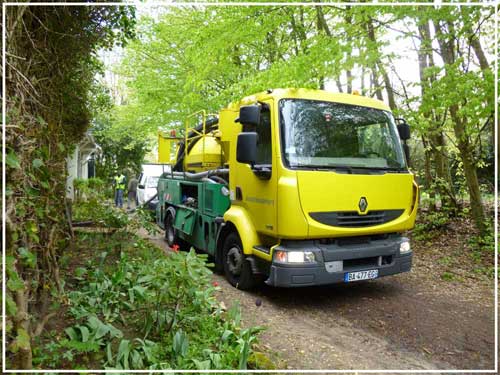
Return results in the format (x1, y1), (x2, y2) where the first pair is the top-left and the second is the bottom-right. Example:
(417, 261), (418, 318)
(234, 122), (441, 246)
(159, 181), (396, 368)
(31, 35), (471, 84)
(156, 174), (230, 254)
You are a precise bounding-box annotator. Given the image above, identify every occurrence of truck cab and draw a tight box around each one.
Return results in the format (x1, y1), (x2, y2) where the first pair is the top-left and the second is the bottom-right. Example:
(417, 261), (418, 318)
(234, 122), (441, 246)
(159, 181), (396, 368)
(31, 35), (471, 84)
(158, 88), (418, 289)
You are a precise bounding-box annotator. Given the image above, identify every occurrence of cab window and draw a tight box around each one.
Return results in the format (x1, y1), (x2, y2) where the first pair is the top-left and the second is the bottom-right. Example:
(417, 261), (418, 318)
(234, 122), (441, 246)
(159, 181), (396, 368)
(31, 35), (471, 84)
(241, 105), (272, 165)
(256, 108), (272, 165)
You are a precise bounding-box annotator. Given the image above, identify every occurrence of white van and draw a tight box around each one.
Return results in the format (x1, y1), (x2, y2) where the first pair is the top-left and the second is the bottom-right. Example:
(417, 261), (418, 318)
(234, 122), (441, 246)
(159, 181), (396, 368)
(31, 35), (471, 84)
(137, 163), (170, 208)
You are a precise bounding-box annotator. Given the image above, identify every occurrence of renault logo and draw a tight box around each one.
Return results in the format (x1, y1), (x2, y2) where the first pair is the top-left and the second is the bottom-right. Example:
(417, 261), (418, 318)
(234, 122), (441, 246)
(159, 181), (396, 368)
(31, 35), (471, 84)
(358, 197), (368, 212)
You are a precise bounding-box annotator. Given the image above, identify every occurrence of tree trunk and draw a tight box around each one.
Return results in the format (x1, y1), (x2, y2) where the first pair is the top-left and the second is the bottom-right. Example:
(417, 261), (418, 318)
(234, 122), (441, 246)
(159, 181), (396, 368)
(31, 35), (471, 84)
(434, 20), (486, 233)
(451, 106), (486, 233)
(431, 133), (459, 212)
(345, 8), (353, 94)
(418, 19), (458, 213)
(336, 78), (344, 93)
(371, 68), (384, 101)
(360, 66), (366, 95)
(378, 62), (396, 110)
(346, 70), (353, 94)
(422, 135), (437, 212)
(365, 18), (384, 101)
(467, 22), (496, 156)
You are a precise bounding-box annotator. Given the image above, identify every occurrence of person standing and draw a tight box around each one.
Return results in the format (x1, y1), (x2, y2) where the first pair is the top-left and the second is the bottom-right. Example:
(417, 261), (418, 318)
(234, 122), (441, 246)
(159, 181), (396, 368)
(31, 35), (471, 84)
(113, 171), (126, 208)
(127, 175), (138, 209)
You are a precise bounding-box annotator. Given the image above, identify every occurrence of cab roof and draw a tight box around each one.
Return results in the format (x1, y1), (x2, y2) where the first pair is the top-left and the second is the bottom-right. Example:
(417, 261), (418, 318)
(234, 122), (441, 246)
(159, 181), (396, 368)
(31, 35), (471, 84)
(226, 88), (391, 112)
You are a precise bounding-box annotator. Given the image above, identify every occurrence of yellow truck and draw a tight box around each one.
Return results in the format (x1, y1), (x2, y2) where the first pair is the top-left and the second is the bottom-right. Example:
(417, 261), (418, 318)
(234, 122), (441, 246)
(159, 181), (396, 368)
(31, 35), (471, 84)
(156, 88), (418, 289)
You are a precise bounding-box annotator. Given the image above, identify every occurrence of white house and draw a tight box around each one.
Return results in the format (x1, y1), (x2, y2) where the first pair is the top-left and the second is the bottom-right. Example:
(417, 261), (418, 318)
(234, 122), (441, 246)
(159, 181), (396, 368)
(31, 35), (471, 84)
(66, 133), (100, 200)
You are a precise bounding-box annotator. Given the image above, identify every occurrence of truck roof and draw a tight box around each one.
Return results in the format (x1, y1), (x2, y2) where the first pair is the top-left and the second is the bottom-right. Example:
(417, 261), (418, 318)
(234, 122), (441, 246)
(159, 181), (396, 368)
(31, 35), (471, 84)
(225, 88), (391, 112)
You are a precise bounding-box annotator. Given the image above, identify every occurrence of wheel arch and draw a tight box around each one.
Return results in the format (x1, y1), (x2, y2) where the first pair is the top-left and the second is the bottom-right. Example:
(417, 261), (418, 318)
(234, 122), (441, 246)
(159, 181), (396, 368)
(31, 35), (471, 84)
(220, 206), (259, 256)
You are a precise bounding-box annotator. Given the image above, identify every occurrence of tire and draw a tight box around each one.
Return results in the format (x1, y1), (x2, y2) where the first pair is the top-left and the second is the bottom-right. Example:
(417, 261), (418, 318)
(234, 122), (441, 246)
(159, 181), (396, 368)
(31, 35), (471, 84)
(164, 209), (190, 251)
(222, 232), (255, 290)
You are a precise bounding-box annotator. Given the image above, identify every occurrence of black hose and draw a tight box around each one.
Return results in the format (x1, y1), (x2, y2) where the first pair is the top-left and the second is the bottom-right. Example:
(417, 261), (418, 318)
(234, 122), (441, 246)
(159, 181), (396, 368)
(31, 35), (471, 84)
(128, 192), (158, 213)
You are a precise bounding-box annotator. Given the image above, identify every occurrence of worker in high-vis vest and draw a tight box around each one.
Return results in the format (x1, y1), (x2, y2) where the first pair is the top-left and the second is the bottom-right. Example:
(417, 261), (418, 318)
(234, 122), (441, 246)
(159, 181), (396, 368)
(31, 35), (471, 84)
(113, 172), (127, 208)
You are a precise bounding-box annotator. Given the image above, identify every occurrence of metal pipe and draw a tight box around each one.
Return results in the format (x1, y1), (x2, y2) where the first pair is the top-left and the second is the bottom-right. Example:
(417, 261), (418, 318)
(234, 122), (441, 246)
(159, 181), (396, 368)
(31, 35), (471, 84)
(209, 175), (229, 185)
(201, 178), (217, 184)
(170, 168), (229, 180)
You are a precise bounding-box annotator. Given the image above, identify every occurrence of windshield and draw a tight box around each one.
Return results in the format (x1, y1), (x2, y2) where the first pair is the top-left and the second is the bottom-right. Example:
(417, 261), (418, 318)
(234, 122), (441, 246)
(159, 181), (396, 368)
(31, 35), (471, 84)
(146, 176), (159, 188)
(279, 99), (406, 170)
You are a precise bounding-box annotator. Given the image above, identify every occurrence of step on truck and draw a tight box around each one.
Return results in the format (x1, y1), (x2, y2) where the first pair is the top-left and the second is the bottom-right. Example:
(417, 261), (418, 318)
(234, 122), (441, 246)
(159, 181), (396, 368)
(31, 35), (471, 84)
(156, 88), (418, 289)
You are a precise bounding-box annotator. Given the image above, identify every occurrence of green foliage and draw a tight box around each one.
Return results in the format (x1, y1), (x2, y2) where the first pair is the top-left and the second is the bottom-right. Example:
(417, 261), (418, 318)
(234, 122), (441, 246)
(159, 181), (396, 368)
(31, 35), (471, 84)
(10, 328), (32, 355)
(72, 179), (160, 235)
(74, 200), (130, 228)
(468, 223), (494, 253)
(73, 177), (106, 202)
(440, 272), (456, 281)
(6, 4), (136, 369)
(63, 316), (123, 354)
(6, 150), (21, 169)
(35, 233), (266, 370)
(92, 102), (151, 180)
(134, 207), (159, 236)
(72, 178), (130, 228)
(468, 222), (494, 274)
(118, 6), (352, 132)
(412, 211), (450, 241)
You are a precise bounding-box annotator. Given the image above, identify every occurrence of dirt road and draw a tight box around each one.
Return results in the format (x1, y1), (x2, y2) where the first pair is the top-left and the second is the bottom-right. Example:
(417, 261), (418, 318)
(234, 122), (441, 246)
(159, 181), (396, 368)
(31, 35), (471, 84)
(142, 229), (495, 371)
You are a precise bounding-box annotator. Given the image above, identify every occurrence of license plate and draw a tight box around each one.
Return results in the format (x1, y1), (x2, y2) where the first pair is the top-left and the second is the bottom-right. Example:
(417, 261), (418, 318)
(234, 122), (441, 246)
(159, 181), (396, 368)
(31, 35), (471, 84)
(344, 269), (378, 282)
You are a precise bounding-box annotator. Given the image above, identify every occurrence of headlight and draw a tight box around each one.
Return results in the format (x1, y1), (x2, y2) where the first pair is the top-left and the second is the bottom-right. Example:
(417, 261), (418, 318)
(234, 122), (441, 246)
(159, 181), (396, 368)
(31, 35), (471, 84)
(400, 241), (411, 254)
(274, 250), (316, 264)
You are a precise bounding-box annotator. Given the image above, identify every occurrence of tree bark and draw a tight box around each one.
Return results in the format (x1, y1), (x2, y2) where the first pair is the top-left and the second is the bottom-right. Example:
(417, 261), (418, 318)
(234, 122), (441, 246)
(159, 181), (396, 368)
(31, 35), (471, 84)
(365, 18), (384, 101)
(378, 62), (396, 110)
(467, 20), (496, 154)
(434, 20), (486, 233)
(360, 66), (366, 95)
(346, 70), (353, 94)
(371, 68), (384, 101)
(418, 19), (458, 213)
(336, 78), (344, 93)
(421, 135), (437, 212)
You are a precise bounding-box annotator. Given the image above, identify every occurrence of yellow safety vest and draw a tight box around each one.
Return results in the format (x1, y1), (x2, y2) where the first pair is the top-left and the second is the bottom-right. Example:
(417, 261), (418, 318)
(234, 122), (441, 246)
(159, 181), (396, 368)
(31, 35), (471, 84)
(114, 175), (126, 190)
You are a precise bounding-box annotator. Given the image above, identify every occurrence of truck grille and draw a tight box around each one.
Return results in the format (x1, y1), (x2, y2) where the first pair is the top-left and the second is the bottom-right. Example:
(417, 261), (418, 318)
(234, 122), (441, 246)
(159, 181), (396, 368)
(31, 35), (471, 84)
(309, 209), (404, 228)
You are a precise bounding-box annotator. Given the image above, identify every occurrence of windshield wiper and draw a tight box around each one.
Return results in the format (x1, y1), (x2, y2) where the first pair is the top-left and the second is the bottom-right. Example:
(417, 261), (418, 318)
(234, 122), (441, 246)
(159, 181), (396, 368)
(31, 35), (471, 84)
(369, 166), (407, 172)
(291, 164), (357, 173)
(291, 163), (407, 173)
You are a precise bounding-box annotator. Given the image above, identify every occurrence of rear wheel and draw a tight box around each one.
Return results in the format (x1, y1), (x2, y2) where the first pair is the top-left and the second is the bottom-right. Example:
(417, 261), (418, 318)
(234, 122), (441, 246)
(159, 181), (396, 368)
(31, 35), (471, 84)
(222, 232), (255, 290)
(164, 209), (190, 251)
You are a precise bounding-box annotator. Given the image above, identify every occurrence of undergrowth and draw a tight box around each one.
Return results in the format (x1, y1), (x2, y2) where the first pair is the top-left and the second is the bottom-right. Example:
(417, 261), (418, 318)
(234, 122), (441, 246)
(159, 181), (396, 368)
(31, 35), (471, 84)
(411, 209), (494, 279)
(33, 232), (265, 370)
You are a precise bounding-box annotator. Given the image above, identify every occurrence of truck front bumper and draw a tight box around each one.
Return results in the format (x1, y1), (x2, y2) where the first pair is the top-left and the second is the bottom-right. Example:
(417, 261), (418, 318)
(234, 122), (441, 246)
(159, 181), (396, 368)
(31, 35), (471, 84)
(265, 235), (412, 287)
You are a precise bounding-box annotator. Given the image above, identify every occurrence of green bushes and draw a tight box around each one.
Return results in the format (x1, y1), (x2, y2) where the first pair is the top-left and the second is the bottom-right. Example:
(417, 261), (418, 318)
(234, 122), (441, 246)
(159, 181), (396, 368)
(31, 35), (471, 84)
(73, 177), (106, 202)
(34, 233), (264, 370)
(412, 211), (451, 241)
(72, 177), (130, 229)
(72, 178), (157, 234)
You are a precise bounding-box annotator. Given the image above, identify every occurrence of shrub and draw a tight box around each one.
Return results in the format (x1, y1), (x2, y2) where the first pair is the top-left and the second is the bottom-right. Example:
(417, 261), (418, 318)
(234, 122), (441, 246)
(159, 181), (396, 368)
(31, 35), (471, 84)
(412, 211), (450, 241)
(38, 234), (265, 370)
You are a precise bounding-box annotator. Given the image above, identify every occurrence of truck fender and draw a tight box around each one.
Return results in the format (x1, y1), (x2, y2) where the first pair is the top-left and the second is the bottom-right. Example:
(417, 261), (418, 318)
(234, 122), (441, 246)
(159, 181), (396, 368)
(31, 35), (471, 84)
(219, 206), (259, 256)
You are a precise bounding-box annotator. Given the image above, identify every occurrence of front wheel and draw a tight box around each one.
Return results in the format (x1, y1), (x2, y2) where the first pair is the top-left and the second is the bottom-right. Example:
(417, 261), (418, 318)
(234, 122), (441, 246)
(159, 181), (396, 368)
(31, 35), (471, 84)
(222, 232), (255, 290)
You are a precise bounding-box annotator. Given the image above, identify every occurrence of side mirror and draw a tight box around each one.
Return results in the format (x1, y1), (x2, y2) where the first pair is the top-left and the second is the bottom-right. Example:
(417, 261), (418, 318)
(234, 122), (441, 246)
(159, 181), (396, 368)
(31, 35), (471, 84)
(237, 132), (257, 165)
(236, 105), (260, 127)
(396, 119), (411, 141)
(138, 184), (145, 189)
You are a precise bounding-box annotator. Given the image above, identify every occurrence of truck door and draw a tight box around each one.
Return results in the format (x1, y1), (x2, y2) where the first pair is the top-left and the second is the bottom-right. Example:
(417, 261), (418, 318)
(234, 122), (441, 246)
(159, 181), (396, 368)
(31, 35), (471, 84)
(236, 101), (278, 236)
